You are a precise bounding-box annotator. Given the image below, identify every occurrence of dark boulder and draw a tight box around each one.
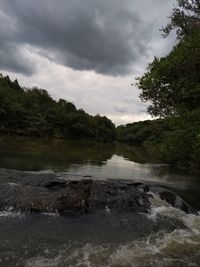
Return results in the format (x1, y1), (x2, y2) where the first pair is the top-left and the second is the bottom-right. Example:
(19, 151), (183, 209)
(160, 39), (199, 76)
(159, 190), (197, 214)
(0, 170), (151, 216)
(0, 169), (196, 216)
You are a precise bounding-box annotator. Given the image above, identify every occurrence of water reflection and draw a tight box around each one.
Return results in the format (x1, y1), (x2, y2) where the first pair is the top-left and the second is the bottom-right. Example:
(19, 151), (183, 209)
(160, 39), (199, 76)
(0, 135), (115, 171)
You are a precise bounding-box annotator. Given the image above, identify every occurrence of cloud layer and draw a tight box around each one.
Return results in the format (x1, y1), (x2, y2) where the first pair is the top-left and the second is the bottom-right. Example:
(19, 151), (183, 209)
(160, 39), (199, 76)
(0, 0), (176, 125)
(0, 0), (155, 76)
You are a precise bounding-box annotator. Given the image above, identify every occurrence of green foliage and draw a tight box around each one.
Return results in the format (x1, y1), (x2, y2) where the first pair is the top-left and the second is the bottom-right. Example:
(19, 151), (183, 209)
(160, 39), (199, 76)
(131, 0), (200, 169)
(137, 0), (200, 118)
(136, 30), (200, 117)
(161, 0), (200, 39)
(117, 119), (169, 144)
(0, 74), (116, 142)
(117, 112), (200, 168)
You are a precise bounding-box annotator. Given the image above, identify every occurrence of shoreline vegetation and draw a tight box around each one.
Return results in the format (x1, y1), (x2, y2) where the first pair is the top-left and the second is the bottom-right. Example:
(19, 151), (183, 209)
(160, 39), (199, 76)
(0, 74), (116, 142)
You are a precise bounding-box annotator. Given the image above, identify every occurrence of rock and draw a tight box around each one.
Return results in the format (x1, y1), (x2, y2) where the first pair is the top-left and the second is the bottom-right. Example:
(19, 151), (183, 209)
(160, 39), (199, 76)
(0, 169), (196, 216)
(0, 170), (151, 216)
(159, 190), (197, 214)
(40, 180), (67, 190)
(159, 191), (176, 206)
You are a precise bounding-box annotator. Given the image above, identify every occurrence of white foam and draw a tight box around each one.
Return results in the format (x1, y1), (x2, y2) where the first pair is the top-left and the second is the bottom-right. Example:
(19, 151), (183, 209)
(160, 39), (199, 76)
(8, 182), (19, 187)
(24, 194), (200, 267)
(13, 191), (200, 267)
(148, 192), (200, 234)
(0, 211), (24, 218)
(25, 255), (62, 267)
(25, 225), (200, 267)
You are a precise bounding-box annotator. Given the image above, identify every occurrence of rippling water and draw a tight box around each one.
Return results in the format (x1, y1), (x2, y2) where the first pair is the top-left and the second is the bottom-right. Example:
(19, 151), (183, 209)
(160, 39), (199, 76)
(0, 136), (199, 266)
(0, 198), (199, 267)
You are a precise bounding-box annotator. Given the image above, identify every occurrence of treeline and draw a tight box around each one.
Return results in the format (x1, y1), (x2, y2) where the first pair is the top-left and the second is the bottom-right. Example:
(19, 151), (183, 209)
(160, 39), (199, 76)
(117, 114), (200, 168)
(0, 74), (116, 141)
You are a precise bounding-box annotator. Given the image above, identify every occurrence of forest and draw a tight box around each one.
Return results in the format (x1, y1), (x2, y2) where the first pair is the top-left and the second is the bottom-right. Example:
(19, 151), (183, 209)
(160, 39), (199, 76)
(0, 74), (116, 142)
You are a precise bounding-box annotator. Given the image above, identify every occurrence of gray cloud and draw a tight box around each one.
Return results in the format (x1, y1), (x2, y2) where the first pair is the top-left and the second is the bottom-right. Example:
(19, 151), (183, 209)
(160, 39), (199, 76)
(113, 106), (128, 114)
(0, 42), (34, 76)
(0, 0), (153, 76)
(0, 9), (35, 75)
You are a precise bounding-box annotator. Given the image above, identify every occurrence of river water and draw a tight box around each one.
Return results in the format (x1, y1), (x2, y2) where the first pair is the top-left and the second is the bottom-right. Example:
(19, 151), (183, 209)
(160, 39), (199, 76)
(0, 136), (199, 266)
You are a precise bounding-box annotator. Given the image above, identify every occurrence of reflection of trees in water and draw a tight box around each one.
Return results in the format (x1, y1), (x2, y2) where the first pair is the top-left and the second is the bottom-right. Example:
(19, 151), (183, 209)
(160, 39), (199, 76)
(0, 135), (115, 171)
(0, 135), (153, 171)
(115, 143), (152, 164)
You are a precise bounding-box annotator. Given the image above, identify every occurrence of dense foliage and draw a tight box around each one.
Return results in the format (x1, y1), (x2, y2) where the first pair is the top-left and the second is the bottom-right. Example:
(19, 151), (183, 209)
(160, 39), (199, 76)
(124, 0), (200, 169)
(0, 74), (116, 141)
(137, 0), (200, 117)
(136, 29), (200, 117)
(117, 114), (200, 168)
(161, 0), (200, 39)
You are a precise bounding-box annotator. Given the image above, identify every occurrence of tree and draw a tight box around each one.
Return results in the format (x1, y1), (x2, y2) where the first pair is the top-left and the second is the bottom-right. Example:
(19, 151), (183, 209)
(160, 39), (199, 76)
(161, 0), (200, 39)
(136, 0), (200, 118)
(0, 74), (116, 141)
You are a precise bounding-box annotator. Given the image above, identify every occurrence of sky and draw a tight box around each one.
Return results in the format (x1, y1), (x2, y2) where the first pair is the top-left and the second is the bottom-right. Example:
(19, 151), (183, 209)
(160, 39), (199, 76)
(0, 0), (176, 125)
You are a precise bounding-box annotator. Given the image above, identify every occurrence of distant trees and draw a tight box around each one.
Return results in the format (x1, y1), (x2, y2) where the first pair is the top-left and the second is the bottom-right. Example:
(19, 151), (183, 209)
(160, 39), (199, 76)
(116, 114), (200, 168)
(0, 74), (116, 142)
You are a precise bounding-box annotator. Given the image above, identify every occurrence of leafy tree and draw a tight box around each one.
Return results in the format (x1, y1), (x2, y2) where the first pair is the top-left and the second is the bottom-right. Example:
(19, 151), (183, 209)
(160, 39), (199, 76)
(161, 0), (200, 39)
(136, 0), (200, 117)
(129, 0), (200, 168)
(137, 31), (200, 117)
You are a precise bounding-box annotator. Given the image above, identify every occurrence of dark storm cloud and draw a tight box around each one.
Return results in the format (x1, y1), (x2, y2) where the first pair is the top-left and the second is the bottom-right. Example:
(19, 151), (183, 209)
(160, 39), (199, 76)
(0, 9), (35, 75)
(0, 41), (34, 76)
(0, 0), (152, 76)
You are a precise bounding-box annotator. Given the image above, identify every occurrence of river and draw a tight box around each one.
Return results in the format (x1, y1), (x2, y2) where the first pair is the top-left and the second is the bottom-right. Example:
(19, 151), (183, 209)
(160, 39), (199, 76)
(0, 136), (199, 266)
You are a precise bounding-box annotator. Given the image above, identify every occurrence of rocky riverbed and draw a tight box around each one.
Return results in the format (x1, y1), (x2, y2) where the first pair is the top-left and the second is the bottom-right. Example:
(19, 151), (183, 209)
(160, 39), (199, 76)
(0, 169), (196, 216)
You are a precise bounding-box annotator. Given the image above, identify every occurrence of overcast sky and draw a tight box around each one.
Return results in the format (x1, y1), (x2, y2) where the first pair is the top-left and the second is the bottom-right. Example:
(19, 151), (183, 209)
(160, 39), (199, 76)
(0, 0), (176, 125)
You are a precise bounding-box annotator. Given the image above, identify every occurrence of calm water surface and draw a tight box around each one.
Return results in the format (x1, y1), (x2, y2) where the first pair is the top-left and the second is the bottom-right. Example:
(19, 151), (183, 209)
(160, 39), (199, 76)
(0, 136), (199, 266)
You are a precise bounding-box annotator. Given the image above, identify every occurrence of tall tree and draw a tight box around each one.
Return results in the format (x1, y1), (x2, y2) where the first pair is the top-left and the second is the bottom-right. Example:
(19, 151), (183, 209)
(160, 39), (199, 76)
(136, 0), (200, 117)
(162, 0), (200, 39)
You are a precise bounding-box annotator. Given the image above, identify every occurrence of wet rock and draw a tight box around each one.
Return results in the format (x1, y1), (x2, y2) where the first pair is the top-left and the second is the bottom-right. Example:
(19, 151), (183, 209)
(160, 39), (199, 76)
(133, 182), (150, 193)
(40, 180), (67, 190)
(159, 190), (197, 214)
(0, 170), (151, 216)
(87, 180), (150, 213)
(0, 169), (196, 216)
(160, 191), (176, 206)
